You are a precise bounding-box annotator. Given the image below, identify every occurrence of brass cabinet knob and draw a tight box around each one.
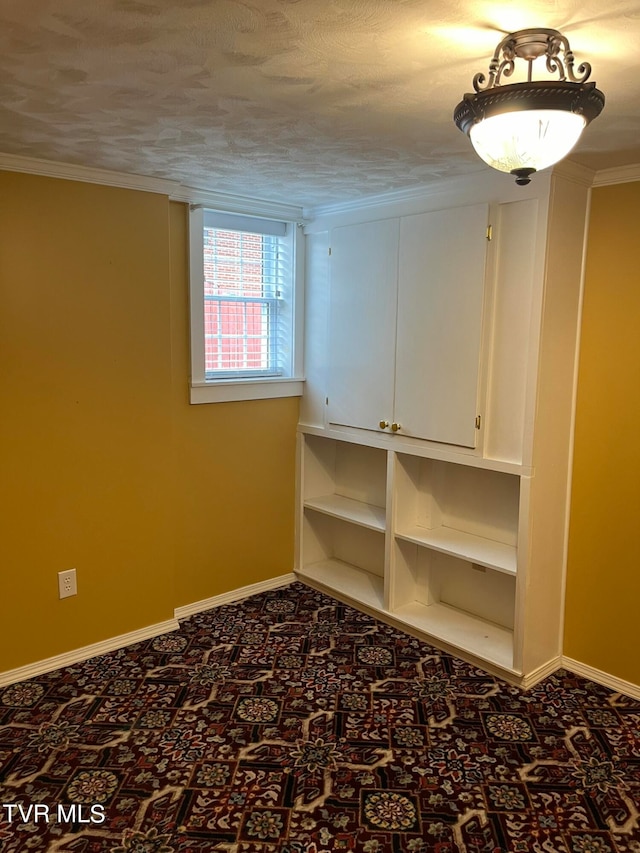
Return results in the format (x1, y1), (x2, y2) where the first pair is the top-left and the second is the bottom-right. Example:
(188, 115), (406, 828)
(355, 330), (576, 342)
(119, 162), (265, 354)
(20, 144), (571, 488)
(379, 420), (389, 430)
(391, 422), (401, 432)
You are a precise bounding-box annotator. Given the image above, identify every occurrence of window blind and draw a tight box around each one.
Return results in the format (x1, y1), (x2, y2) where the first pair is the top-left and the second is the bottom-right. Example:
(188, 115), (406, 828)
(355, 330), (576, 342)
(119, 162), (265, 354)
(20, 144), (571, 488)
(201, 212), (292, 380)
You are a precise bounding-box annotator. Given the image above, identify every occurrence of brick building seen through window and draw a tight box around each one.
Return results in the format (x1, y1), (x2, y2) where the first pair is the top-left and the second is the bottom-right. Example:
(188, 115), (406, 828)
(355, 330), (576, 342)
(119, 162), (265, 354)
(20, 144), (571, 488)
(203, 228), (279, 375)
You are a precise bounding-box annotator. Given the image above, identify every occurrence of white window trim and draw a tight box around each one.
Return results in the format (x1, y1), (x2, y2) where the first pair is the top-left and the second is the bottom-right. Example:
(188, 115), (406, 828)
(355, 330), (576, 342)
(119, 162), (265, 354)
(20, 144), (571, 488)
(188, 206), (305, 404)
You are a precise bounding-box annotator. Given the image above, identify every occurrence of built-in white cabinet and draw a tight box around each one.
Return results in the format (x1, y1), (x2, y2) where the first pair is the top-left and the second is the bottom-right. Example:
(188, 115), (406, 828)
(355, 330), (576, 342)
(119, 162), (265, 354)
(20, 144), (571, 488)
(299, 166), (591, 686)
(327, 203), (489, 448)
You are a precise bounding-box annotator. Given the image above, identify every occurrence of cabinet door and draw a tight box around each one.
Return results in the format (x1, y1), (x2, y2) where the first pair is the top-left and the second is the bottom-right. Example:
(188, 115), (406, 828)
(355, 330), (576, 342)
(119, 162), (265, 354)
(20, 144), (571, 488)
(394, 204), (489, 447)
(327, 218), (399, 431)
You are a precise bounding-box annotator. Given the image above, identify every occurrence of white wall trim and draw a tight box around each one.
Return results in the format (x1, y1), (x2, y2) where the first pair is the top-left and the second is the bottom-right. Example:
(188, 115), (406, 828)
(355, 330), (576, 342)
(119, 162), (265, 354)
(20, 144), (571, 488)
(4, 151), (640, 218)
(175, 185), (304, 222)
(304, 169), (489, 220)
(174, 573), (296, 619)
(557, 184), (593, 667)
(0, 618), (180, 688)
(562, 656), (640, 700)
(0, 152), (305, 221)
(593, 163), (640, 187)
(2, 583), (637, 703)
(190, 379), (304, 404)
(0, 152), (180, 196)
(0, 575), (294, 688)
(304, 160), (594, 222)
(553, 159), (596, 187)
(519, 657), (563, 690)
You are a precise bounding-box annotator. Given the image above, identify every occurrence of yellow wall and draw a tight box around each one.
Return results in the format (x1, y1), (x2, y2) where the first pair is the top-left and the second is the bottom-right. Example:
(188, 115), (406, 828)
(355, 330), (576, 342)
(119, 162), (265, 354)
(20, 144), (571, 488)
(0, 171), (298, 673)
(564, 181), (640, 684)
(168, 202), (298, 606)
(10, 165), (636, 686)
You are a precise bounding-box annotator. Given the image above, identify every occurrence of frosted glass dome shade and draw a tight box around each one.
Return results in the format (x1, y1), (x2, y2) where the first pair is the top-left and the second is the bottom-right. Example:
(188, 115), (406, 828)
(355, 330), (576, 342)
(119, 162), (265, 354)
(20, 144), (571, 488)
(469, 109), (586, 174)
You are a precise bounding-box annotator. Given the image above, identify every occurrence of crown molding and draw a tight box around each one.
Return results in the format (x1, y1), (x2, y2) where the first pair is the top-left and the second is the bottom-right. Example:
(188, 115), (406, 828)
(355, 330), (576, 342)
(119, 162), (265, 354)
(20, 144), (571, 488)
(552, 159), (596, 187)
(174, 184), (304, 223)
(8, 149), (638, 219)
(0, 152), (180, 196)
(0, 152), (305, 221)
(593, 163), (640, 187)
(304, 170), (487, 220)
(303, 163), (569, 224)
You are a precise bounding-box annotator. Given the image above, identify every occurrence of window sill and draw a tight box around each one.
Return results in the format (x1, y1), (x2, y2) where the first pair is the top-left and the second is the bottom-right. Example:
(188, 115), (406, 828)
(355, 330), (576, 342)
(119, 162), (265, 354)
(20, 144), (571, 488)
(190, 377), (304, 404)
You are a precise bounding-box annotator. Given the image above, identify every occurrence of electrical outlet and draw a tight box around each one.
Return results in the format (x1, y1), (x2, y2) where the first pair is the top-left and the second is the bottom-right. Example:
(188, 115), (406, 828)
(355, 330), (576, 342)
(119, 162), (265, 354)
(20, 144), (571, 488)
(58, 568), (77, 599)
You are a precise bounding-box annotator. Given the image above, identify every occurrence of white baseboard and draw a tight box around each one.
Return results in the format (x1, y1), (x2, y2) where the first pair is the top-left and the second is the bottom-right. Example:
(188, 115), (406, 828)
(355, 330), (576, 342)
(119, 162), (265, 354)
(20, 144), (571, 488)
(519, 656), (563, 690)
(6, 579), (636, 704)
(0, 575), (296, 689)
(561, 656), (640, 700)
(0, 618), (180, 688)
(174, 573), (296, 620)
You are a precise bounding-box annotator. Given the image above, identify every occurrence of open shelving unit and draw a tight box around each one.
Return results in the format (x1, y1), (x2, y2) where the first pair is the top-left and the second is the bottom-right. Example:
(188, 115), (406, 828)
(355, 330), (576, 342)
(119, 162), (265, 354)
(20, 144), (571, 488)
(297, 433), (523, 675)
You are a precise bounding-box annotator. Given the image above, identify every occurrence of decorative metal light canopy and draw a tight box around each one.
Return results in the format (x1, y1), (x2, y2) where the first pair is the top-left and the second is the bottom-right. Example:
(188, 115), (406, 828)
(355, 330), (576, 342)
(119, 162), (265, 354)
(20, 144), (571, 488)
(453, 28), (605, 185)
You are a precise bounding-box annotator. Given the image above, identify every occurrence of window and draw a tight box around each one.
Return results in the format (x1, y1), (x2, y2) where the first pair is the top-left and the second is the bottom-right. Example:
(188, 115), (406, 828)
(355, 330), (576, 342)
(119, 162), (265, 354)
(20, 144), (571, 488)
(189, 208), (304, 403)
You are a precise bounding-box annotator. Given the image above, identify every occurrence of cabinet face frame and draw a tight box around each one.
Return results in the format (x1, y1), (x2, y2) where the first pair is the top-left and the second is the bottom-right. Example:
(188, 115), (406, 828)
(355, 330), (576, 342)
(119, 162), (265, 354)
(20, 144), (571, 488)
(512, 474), (532, 675)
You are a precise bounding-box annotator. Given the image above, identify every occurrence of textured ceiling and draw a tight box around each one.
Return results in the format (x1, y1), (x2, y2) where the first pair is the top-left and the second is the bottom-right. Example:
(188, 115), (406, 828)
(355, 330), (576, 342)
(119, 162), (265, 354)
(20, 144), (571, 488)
(1, 0), (639, 208)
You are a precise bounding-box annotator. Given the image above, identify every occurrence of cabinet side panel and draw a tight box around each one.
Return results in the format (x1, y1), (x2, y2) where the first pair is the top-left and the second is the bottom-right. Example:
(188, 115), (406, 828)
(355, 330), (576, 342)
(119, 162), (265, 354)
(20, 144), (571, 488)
(300, 231), (330, 428)
(295, 433), (303, 571)
(485, 199), (539, 464)
(521, 175), (589, 674)
(327, 219), (399, 431)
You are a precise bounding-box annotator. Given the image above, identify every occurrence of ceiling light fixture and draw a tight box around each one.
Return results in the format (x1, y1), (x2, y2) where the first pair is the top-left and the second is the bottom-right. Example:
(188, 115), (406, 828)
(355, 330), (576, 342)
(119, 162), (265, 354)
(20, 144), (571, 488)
(453, 28), (605, 185)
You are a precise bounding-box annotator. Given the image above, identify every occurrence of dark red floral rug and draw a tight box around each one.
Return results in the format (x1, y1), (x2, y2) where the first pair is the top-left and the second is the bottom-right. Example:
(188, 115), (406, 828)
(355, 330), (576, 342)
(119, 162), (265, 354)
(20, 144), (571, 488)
(1, 582), (639, 852)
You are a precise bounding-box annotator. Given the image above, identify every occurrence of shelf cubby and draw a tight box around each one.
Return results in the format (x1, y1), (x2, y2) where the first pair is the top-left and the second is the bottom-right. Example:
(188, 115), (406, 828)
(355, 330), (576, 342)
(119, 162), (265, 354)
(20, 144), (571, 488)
(300, 510), (385, 610)
(302, 434), (387, 529)
(391, 539), (515, 670)
(393, 453), (519, 575)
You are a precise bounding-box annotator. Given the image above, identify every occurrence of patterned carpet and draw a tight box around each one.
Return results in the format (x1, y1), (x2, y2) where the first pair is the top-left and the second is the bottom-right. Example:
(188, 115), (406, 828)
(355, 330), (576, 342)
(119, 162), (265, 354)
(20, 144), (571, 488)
(0, 582), (639, 853)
